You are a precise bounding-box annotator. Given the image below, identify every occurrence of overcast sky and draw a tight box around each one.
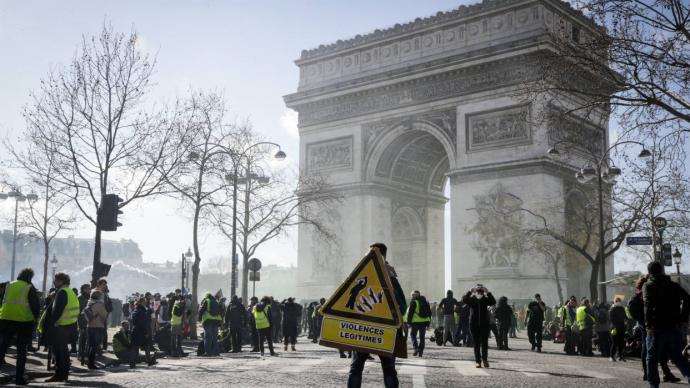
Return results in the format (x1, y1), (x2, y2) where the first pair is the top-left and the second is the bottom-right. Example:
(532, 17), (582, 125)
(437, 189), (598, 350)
(0, 1), (676, 280)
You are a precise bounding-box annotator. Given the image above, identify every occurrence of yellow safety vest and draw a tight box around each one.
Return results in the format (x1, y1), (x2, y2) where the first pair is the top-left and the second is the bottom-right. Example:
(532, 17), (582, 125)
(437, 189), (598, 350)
(201, 297), (222, 323)
(55, 287), (79, 326)
(0, 280), (34, 322)
(253, 306), (270, 329)
(406, 301), (431, 324)
(171, 301), (183, 326)
(575, 306), (594, 331)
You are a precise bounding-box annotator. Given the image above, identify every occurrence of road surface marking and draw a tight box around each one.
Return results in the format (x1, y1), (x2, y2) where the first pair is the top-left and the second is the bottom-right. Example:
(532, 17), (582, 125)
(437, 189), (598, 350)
(398, 358), (427, 375)
(280, 358), (325, 373)
(503, 362), (547, 377)
(412, 374), (425, 388)
(452, 361), (489, 376)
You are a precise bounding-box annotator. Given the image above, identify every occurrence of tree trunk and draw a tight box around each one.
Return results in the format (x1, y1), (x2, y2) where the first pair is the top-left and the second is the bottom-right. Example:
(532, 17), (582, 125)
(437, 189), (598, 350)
(190, 204), (201, 340)
(42, 238), (49, 295)
(553, 258), (564, 304)
(589, 261), (599, 303)
(90, 210), (102, 287)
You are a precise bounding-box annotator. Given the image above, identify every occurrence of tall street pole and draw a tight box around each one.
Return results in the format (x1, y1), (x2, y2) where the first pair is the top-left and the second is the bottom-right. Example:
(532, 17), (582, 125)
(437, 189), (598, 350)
(11, 197), (19, 280)
(181, 253), (185, 291)
(241, 158), (252, 305)
(597, 166), (607, 303)
(230, 168), (239, 299)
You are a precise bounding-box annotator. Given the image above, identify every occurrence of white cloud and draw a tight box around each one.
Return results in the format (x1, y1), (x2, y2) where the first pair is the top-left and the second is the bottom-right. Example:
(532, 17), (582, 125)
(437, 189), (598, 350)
(280, 109), (299, 138)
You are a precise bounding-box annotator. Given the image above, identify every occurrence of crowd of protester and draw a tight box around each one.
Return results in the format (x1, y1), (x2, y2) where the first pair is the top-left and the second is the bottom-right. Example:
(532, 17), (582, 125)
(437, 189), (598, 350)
(1, 258), (689, 388)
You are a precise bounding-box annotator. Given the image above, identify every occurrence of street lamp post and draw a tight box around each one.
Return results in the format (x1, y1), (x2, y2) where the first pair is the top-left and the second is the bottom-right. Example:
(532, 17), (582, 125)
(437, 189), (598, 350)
(0, 189), (38, 280)
(548, 141), (651, 302)
(235, 143), (285, 305)
(674, 248), (682, 276)
(190, 141), (285, 303)
(50, 254), (58, 280)
(182, 247), (193, 291)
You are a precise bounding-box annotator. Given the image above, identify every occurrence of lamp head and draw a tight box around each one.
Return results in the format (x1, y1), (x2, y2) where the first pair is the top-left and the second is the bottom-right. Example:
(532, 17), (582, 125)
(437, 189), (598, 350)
(274, 150), (287, 161)
(638, 149), (652, 159)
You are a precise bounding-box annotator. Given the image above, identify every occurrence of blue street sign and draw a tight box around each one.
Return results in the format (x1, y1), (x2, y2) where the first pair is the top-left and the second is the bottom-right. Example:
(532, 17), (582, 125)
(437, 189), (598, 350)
(626, 236), (653, 246)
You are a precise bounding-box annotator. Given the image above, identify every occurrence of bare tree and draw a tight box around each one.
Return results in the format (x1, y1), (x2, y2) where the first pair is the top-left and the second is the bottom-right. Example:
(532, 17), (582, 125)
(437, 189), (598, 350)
(157, 91), (236, 338)
(615, 134), (690, 264)
(521, 176), (648, 302)
(524, 233), (567, 304)
(3, 132), (77, 294)
(527, 0), (690, 144)
(213, 168), (338, 290)
(22, 24), (186, 284)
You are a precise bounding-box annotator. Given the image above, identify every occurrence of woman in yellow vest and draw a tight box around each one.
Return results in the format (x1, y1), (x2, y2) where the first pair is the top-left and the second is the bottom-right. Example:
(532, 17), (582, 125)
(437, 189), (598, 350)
(253, 296), (277, 357)
(0, 268), (40, 386)
(43, 272), (79, 383)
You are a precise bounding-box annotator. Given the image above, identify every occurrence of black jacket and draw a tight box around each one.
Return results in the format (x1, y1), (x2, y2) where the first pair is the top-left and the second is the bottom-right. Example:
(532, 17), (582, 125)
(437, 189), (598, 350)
(225, 301), (246, 328)
(495, 304), (513, 328)
(643, 274), (690, 329)
(281, 301), (301, 332)
(609, 303), (627, 329)
(628, 292), (645, 326)
(462, 292), (497, 328)
(438, 297), (457, 315)
(130, 304), (150, 347)
(525, 301), (545, 326)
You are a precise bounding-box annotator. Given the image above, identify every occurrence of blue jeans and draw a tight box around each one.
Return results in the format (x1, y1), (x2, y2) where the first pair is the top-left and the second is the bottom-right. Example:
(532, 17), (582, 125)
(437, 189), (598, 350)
(646, 327), (690, 388)
(347, 351), (398, 388)
(203, 320), (220, 356)
(87, 328), (103, 365)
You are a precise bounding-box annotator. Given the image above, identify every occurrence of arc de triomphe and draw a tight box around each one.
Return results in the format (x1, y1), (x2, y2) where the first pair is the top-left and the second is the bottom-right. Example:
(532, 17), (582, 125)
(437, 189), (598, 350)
(284, 0), (612, 301)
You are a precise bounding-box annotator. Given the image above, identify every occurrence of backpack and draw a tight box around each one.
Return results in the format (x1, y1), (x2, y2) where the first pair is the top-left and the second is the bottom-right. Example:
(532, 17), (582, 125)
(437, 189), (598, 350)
(418, 299), (431, 318)
(209, 298), (221, 316)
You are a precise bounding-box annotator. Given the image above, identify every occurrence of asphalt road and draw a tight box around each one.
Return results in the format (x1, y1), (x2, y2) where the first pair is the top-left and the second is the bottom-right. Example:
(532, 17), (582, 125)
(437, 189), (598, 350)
(3, 334), (676, 387)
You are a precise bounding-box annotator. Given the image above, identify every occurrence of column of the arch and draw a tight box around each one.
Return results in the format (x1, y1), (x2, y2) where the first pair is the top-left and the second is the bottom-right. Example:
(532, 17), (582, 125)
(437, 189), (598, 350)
(448, 95), (572, 304)
(423, 203), (446, 300)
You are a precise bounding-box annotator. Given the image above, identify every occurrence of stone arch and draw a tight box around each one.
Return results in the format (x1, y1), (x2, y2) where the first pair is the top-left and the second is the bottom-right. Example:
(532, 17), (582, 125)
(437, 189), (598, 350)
(364, 118), (456, 194)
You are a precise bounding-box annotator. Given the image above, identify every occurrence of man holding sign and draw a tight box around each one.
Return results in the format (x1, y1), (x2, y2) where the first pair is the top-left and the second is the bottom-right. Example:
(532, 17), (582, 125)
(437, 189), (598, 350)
(318, 242), (407, 388)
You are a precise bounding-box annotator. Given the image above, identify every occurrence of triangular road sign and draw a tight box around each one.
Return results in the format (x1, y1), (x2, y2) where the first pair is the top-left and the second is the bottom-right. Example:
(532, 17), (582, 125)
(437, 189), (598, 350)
(321, 247), (401, 327)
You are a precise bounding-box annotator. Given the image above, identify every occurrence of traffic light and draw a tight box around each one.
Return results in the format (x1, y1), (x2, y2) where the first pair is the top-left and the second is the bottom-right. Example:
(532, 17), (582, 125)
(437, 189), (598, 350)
(100, 194), (123, 231)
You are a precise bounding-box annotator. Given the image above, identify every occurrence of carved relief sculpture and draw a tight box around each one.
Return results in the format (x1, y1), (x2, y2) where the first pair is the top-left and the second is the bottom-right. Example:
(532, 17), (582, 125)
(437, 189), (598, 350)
(307, 137), (353, 173)
(467, 104), (530, 151)
(466, 183), (525, 268)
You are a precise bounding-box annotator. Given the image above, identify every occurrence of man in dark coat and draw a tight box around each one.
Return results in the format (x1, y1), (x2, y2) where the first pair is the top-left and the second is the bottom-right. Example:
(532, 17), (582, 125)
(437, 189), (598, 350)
(224, 295), (246, 353)
(77, 283), (91, 363)
(438, 290), (458, 346)
(463, 284), (497, 368)
(270, 297), (282, 343)
(643, 261), (690, 388)
(524, 293), (546, 352)
(494, 296), (513, 350)
(130, 297), (155, 366)
(281, 298), (301, 351)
